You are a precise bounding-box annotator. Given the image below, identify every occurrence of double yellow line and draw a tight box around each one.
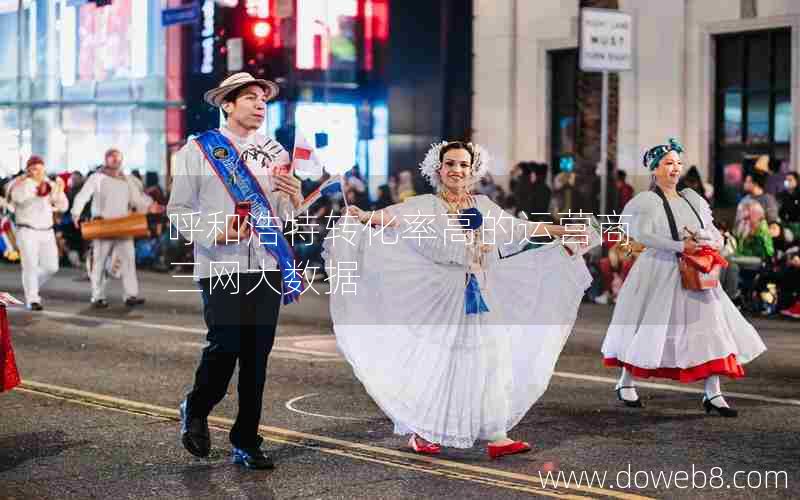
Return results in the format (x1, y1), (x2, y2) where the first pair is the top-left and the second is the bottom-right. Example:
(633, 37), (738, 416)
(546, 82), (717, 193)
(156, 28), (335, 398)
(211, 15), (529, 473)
(17, 380), (652, 500)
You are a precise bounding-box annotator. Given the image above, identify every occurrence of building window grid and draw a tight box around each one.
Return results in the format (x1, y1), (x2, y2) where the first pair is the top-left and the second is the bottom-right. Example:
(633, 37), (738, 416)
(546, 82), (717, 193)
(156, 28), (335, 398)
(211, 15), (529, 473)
(713, 28), (791, 207)
(550, 49), (578, 174)
(0, 0), (174, 176)
(715, 29), (790, 148)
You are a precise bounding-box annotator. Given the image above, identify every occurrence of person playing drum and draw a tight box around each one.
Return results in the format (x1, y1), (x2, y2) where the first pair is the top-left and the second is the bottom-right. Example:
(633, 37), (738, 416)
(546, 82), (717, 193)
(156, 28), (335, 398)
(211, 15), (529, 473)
(70, 148), (163, 308)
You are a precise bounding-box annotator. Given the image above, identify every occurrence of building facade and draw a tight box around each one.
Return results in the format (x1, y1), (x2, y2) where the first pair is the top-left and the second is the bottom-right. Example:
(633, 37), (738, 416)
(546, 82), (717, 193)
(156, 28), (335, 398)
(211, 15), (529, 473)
(191, 0), (471, 199)
(474, 0), (798, 209)
(0, 0), (186, 179)
(185, 0), (391, 197)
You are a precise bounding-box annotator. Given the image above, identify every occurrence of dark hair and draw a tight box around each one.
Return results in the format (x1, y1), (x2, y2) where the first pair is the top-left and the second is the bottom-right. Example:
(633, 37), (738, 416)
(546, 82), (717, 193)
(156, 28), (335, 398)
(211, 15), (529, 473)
(220, 85), (253, 119)
(686, 165), (701, 181)
(517, 161), (534, 176)
(439, 141), (474, 165)
(222, 85), (249, 105)
(617, 169), (627, 181)
(787, 172), (799, 183)
(145, 171), (159, 188)
(748, 171), (768, 190)
(219, 88), (242, 119)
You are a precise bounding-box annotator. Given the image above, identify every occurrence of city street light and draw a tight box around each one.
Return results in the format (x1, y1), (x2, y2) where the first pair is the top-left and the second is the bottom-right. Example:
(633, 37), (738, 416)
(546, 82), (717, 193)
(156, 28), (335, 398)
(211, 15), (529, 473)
(252, 20), (271, 39)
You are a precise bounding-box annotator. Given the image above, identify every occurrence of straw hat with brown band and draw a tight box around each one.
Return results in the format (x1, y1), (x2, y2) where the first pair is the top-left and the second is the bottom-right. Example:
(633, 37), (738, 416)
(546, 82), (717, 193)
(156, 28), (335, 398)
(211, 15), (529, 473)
(203, 72), (280, 108)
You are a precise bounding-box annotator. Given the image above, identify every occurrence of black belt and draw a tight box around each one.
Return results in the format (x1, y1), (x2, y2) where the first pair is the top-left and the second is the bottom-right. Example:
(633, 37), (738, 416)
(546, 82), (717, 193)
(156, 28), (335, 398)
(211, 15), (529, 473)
(17, 224), (53, 231)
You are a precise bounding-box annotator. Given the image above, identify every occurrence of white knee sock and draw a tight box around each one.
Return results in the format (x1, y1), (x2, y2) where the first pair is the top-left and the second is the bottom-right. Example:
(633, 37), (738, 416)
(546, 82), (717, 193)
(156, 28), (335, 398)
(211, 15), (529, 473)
(488, 431), (508, 443)
(704, 376), (729, 407)
(616, 368), (638, 401)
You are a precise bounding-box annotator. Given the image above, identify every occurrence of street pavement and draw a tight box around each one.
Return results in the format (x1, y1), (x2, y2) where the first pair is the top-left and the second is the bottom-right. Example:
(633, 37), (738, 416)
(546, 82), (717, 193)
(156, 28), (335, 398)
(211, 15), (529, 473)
(0, 263), (798, 499)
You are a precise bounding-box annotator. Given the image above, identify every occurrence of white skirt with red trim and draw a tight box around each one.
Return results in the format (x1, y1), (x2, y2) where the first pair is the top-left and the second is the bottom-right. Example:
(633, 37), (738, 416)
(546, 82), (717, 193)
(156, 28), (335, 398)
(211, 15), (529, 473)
(601, 248), (766, 383)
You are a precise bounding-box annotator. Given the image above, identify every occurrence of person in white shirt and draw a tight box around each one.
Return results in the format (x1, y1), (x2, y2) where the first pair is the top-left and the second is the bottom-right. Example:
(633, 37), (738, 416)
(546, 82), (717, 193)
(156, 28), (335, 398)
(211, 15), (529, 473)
(168, 73), (303, 470)
(70, 149), (161, 308)
(9, 156), (68, 310)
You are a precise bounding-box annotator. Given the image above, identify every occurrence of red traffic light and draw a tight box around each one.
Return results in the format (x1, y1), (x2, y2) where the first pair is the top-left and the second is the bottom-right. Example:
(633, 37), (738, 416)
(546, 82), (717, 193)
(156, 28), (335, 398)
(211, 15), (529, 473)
(252, 21), (271, 39)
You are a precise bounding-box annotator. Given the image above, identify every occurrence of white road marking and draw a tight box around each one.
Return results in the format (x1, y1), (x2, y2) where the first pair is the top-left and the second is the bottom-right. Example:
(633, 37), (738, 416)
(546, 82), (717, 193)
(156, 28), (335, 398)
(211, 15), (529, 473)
(271, 346), (340, 358)
(19, 308), (800, 407)
(17, 380), (652, 500)
(285, 393), (374, 421)
(30, 309), (207, 334)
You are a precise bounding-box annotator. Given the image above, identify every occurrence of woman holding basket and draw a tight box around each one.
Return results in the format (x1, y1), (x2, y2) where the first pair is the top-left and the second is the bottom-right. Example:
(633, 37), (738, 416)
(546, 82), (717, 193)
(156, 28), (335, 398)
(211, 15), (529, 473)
(601, 139), (766, 417)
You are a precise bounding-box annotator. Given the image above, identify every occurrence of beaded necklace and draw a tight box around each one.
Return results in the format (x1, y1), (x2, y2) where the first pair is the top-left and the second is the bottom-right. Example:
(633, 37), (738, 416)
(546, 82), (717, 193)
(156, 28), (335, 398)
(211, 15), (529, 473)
(438, 189), (474, 214)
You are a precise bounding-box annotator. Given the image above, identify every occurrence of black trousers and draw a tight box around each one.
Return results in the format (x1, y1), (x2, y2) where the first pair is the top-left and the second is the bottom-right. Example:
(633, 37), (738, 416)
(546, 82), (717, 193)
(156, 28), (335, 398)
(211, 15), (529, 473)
(186, 271), (282, 449)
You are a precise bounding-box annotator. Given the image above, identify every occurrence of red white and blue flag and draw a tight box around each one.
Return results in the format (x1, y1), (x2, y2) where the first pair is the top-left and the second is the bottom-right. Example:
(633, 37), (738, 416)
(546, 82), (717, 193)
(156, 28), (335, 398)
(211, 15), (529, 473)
(292, 131), (325, 178)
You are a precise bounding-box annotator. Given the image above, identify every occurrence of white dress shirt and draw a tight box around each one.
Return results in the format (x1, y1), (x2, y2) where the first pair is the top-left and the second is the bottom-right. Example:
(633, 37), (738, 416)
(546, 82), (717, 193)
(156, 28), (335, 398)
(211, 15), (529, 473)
(167, 127), (296, 280)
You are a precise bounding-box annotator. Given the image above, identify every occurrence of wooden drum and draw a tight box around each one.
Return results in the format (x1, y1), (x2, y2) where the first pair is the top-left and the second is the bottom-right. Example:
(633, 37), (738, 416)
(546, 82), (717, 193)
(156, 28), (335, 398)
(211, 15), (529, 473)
(80, 213), (152, 241)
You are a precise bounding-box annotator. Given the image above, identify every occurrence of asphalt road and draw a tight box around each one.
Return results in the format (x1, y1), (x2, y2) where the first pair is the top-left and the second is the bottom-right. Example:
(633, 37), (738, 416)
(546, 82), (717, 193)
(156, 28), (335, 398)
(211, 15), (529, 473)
(0, 264), (798, 499)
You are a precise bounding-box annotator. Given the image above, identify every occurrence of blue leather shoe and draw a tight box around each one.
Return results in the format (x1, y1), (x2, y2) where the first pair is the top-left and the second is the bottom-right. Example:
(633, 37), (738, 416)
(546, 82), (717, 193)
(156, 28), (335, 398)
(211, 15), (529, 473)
(232, 445), (274, 470)
(180, 400), (210, 457)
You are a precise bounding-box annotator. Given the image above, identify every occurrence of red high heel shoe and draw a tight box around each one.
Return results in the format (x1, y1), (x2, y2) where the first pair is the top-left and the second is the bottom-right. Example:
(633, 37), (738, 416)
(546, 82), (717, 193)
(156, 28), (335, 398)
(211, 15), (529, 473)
(408, 434), (441, 455)
(487, 440), (532, 459)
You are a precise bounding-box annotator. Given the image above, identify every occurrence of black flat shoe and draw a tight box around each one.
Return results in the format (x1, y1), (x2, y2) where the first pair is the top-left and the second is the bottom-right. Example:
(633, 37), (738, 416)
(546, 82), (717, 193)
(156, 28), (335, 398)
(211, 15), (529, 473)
(615, 386), (643, 408)
(180, 400), (211, 457)
(703, 395), (738, 418)
(92, 299), (109, 309)
(29, 302), (43, 311)
(232, 446), (274, 470)
(125, 296), (145, 307)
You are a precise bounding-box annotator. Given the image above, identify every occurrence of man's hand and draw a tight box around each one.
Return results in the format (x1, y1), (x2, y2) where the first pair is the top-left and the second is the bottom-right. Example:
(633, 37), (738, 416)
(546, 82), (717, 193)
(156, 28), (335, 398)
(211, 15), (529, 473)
(273, 174), (303, 208)
(215, 213), (251, 245)
(546, 224), (564, 238)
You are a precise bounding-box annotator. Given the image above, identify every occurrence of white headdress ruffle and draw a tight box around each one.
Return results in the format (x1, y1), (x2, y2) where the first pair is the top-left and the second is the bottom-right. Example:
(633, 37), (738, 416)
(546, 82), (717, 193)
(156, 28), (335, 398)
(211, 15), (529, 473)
(418, 141), (490, 190)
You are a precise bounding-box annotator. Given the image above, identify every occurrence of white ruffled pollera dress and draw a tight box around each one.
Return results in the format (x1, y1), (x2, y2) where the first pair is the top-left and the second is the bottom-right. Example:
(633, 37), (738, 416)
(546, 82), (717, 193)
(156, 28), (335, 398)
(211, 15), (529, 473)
(601, 188), (766, 382)
(322, 194), (593, 448)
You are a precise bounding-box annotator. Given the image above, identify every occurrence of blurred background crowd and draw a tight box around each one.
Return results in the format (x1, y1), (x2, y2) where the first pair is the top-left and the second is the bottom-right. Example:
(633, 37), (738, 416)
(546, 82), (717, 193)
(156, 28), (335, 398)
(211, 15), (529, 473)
(1, 150), (797, 321)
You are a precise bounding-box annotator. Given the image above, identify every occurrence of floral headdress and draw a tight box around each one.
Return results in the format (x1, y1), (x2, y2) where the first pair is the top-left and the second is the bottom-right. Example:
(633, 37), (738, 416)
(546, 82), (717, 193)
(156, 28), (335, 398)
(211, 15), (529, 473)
(419, 141), (490, 190)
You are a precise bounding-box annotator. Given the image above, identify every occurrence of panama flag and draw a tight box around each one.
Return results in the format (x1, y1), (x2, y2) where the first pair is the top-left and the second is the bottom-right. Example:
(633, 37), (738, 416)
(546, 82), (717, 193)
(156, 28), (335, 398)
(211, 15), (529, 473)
(292, 131), (325, 178)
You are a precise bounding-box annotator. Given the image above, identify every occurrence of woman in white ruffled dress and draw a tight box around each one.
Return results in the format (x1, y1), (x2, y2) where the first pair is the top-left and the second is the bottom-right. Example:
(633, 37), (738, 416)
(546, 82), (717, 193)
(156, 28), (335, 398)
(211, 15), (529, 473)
(601, 139), (766, 417)
(323, 141), (596, 458)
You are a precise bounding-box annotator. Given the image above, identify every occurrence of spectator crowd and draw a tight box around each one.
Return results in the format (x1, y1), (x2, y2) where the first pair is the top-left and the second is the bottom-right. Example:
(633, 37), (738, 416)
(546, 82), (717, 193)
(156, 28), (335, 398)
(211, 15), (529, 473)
(1, 150), (798, 320)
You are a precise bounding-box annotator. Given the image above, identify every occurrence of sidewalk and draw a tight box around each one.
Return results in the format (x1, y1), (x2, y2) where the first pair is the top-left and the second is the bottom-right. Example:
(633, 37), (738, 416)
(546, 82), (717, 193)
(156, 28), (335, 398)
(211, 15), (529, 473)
(0, 263), (332, 327)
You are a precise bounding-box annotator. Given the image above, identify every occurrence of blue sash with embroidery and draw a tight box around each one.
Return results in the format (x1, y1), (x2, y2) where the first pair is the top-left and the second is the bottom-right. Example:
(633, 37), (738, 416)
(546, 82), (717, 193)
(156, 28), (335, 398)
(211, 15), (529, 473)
(195, 129), (303, 305)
